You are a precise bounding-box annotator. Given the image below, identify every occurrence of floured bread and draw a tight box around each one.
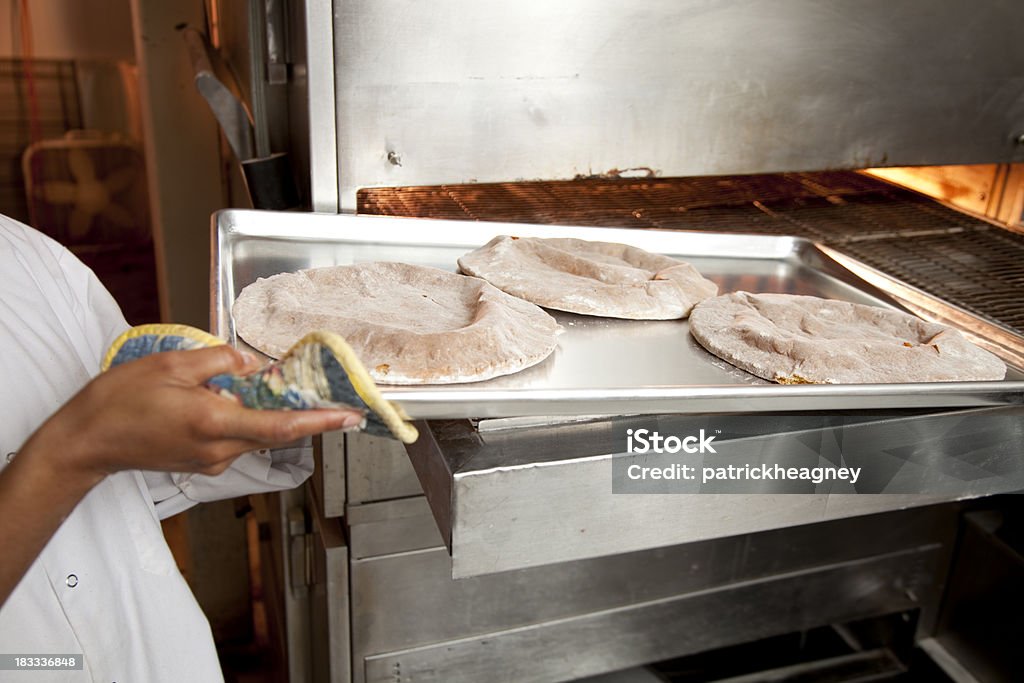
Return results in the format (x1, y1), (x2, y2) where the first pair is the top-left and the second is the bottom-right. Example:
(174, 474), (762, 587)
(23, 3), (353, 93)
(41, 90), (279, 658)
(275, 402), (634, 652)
(689, 292), (1006, 384)
(233, 262), (560, 384)
(457, 235), (718, 319)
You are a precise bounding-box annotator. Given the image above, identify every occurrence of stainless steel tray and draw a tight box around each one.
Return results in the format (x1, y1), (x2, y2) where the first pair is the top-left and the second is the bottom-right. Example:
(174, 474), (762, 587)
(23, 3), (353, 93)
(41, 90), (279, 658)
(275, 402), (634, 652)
(212, 209), (1024, 418)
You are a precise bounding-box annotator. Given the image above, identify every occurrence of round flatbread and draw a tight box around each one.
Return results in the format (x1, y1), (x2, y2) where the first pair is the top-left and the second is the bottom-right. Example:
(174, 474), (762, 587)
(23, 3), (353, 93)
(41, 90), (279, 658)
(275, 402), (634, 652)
(689, 292), (1006, 384)
(457, 235), (718, 319)
(233, 262), (560, 385)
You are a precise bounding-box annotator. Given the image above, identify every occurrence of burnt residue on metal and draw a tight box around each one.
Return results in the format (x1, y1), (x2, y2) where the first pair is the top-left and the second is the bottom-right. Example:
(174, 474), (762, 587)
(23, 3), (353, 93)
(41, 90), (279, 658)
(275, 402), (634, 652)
(573, 167), (659, 180)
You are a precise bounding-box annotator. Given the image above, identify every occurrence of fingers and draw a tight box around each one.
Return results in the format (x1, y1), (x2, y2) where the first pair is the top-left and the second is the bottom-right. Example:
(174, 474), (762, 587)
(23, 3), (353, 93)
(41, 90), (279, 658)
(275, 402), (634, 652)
(156, 345), (260, 384)
(206, 403), (365, 446)
(234, 349), (265, 375)
(186, 408), (364, 475)
(155, 407), (364, 476)
(86, 347), (365, 477)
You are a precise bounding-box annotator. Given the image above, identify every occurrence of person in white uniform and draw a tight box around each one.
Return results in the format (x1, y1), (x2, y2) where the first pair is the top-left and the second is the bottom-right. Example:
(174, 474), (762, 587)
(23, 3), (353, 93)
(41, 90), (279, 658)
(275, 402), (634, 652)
(0, 213), (363, 681)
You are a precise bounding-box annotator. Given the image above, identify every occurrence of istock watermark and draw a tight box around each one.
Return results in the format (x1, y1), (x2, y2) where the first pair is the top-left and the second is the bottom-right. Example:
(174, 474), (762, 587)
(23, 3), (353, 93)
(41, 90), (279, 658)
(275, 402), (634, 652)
(610, 411), (1024, 495)
(626, 428), (717, 454)
(624, 461), (862, 485)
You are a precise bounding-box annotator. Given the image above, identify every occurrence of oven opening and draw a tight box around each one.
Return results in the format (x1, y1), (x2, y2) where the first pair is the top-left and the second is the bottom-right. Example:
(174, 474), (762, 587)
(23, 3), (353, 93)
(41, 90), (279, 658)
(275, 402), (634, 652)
(357, 169), (1024, 349)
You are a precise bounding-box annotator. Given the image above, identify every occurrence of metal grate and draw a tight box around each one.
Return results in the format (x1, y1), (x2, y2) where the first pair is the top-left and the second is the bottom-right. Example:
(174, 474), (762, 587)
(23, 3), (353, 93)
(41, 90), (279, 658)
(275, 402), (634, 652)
(838, 228), (1024, 335)
(763, 191), (986, 244)
(358, 171), (1024, 337)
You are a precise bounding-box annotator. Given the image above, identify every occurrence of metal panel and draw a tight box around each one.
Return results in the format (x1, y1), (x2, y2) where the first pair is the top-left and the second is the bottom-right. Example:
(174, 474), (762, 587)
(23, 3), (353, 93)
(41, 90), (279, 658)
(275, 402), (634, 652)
(405, 409), (1024, 577)
(345, 431), (423, 505)
(304, 0), (338, 211)
(918, 638), (985, 683)
(347, 507), (954, 665)
(573, 669), (663, 683)
(310, 491), (351, 683)
(930, 506), (1024, 682)
(361, 547), (939, 683)
(286, 0), (314, 207)
(255, 487), (314, 683)
(312, 431), (346, 518)
(329, 0), (1024, 209)
(347, 497), (443, 559)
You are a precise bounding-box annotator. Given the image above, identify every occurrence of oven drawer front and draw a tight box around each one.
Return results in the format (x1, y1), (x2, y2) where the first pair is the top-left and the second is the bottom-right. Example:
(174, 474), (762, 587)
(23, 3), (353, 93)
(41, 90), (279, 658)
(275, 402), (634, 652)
(347, 506), (953, 683)
(408, 409), (1024, 577)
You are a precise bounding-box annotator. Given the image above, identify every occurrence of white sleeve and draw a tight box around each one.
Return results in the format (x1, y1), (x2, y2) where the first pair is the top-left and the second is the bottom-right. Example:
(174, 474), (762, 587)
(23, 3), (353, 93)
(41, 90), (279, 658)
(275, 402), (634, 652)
(0, 214), (315, 521)
(143, 442), (315, 519)
(17, 216), (318, 519)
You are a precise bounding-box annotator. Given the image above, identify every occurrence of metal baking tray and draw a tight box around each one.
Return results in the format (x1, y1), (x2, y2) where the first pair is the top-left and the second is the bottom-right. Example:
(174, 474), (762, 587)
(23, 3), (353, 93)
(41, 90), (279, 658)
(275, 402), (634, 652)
(212, 209), (1024, 418)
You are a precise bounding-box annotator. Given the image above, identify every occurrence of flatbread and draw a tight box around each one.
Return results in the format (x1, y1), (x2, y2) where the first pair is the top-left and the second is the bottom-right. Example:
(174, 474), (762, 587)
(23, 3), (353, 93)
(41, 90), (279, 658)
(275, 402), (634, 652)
(232, 262), (560, 385)
(457, 235), (718, 319)
(689, 292), (1006, 384)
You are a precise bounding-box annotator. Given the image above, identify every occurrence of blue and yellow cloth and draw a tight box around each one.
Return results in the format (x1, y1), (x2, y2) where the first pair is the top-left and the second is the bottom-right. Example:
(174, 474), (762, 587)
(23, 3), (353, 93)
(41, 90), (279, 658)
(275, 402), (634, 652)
(102, 324), (417, 443)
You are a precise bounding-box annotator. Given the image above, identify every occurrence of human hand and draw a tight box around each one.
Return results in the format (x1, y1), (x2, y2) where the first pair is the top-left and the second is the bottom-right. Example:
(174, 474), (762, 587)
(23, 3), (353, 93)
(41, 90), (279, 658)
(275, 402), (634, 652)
(21, 346), (365, 487)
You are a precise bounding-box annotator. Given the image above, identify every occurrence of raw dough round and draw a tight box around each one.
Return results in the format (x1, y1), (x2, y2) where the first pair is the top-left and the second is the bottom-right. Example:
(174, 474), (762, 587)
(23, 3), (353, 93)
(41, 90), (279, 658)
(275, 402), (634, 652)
(233, 262), (560, 384)
(689, 292), (1006, 384)
(457, 235), (718, 319)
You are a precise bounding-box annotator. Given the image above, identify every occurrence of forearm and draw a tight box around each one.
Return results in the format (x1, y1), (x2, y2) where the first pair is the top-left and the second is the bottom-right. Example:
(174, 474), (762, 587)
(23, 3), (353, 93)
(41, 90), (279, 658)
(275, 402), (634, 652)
(0, 438), (101, 607)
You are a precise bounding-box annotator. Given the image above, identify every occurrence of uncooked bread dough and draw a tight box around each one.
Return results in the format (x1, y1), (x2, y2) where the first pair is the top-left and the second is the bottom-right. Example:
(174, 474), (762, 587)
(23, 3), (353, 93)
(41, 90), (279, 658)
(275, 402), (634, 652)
(457, 235), (718, 319)
(232, 262), (560, 385)
(689, 292), (1006, 384)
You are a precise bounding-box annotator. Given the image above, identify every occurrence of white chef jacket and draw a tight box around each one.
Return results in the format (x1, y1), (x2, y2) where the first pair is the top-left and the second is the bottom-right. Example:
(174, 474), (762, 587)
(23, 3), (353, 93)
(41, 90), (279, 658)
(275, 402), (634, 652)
(0, 215), (314, 682)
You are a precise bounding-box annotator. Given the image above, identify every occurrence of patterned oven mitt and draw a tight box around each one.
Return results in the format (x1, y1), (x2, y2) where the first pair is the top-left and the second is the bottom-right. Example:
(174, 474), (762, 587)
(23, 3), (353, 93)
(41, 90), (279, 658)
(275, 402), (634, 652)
(101, 324), (418, 444)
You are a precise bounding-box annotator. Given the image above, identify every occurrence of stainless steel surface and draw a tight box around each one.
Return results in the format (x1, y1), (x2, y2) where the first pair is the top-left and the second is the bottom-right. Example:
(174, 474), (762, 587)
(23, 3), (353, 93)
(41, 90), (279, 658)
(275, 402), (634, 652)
(312, 431), (346, 518)
(346, 497), (443, 559)
(689, 650), (906, 683)
(345, 432), (423, 505)
(573, 669), (664, 683)
(246, 0), (271, 159)
(280, 4), (1024, 678)
(287, 504), (310, 591)
(323, 0), (1024, 210)
(284, 0), (314, 208)
(361, 548), (935, 683)
(407, 409), (1024, 577)
(213, 209), (1024, 419)
(348, 507), (953, 683)
(263, 0), (289, 86)
(303, 0), (338, 212)
(309, 488), (351, 683)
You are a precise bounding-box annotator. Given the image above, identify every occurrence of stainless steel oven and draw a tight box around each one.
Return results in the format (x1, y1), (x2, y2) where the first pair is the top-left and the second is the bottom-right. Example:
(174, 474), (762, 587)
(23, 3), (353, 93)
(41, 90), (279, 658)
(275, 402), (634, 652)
(221, 1), (1024, 681)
